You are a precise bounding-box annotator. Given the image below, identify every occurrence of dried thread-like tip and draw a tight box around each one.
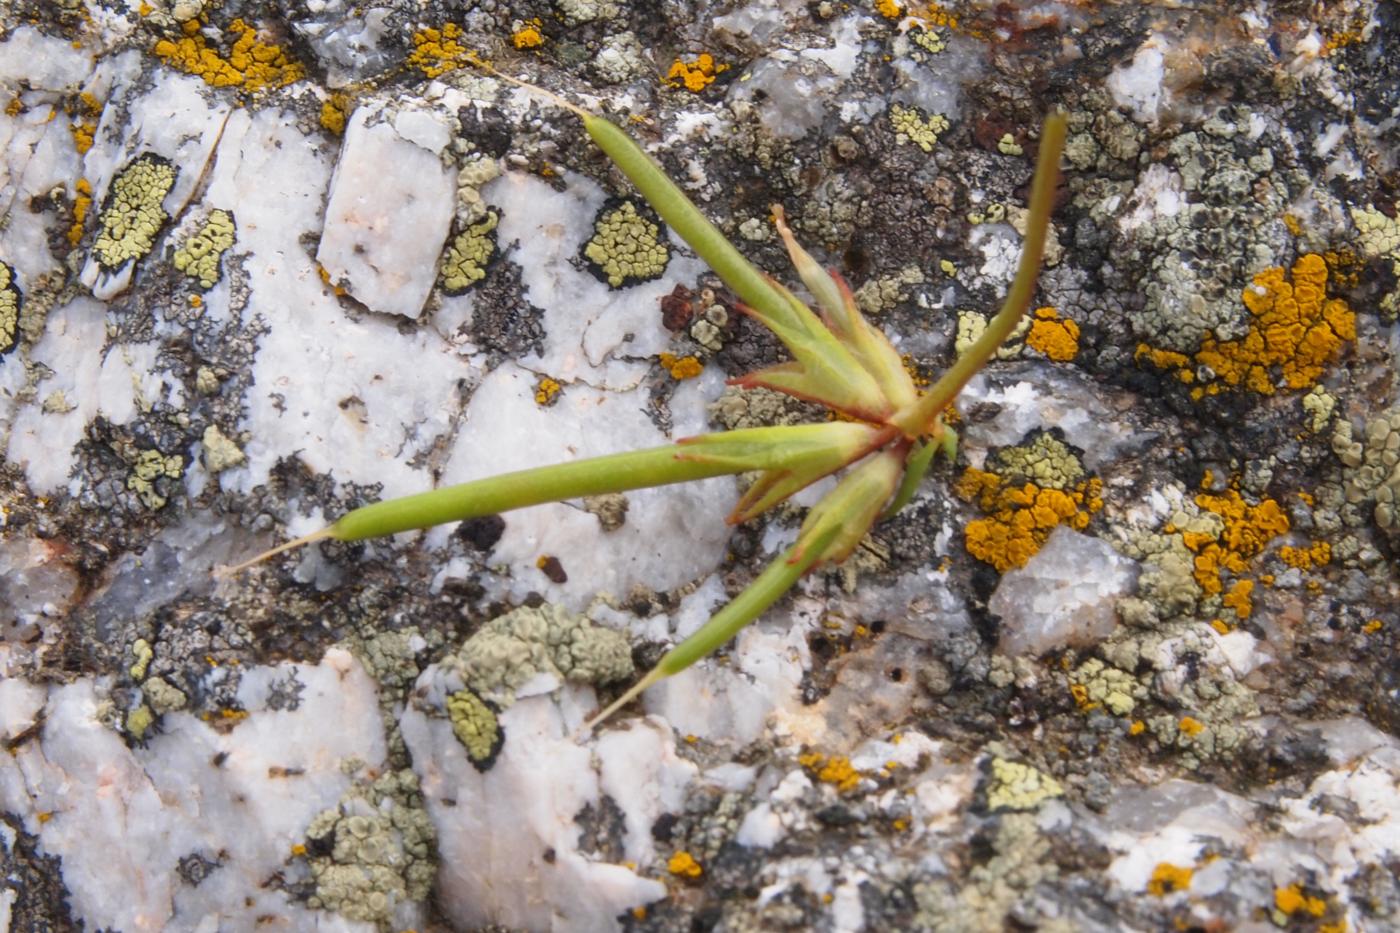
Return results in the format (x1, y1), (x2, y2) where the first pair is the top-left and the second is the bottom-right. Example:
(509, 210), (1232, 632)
(467, 53), (590, 121)
(214, 527), (334, 578)
(575, 668), (664, 739)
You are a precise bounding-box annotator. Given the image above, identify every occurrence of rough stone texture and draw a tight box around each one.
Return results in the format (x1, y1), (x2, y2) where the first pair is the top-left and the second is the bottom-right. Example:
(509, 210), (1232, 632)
(2, 2), (1399, 932)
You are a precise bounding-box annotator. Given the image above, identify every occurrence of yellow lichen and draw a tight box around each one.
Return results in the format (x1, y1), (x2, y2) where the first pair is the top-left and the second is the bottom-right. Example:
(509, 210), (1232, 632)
(1138, 254), (1355, 397)
(667, 850), (703, 879)
(173, 208), (235, 289)
(798, 752), (863, 793)
(408, 22), (471, 78)
(1274, 883), (1327, 918)
(154, 18), (305, 92)
(658, 352), (703, 380)
(582, 200), (669, 287)
(665, 53), (727, 92)
(440, 210), (499, 293)
(890, 104), (949, 152)
(0, 262), (18, 355)
(69, 94), (100, 155)
(1146, 862), (1193, 896)
(93, 156), (177, 271)
(1025, 306), (1080, 362)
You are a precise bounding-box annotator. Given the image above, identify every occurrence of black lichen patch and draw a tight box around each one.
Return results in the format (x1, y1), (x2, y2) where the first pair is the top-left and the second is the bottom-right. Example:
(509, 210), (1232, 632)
(0, 811), (82, 930)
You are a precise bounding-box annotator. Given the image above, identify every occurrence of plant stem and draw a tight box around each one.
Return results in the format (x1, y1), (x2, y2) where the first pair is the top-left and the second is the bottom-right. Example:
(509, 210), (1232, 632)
(891, 111), (1067, 438)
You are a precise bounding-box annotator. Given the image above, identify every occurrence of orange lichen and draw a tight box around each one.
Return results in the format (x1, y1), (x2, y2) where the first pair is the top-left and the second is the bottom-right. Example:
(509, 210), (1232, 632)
(1362, 618), (1383, 634)
(658, 352), (703, 380)
(667, 850), (703, 879)
(512, 20), (544, 50)
(1178, 716), (1205, 736)
(1138, 254), (1354, 398)
(1025, 306), (1080, 362)
(1069, 683), (1092, 709)
(1274, 884), (1327, 917)
(956, 468), (1103, 573)
(1209, 618), (1232, 635)
(408, 23), (470, 78)
(154, 18), (305, 91)
(798, 752), (863, 793)
(68, 177), (92, 246)
(1279, 540), (1330, 571)
(1129, 719), (1145, 735)
(1146, 862), (1194, 896)
(534, 376), (562, 406)
(1185, 488), (1290, 600)
(875, 0), (903, 17)
(665, 53), (727, 92)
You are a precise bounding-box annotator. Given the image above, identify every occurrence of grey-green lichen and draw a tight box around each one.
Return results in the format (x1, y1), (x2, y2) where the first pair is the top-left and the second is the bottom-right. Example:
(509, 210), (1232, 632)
(304, 766), (435, 928)
(581, 199), (669, 287)
(93, 154), (177, 270)
(142, 676), (187, 713)
(987, 432), (1085, 491)
(127, 448), (184, 510)
(854, 264), (924, 315)
(913, 812), (1056, 930)
(583, 492), (628, 531)
(442, 602), (634, 704)
(446, 687), (503, 770)
(0, 260), (19, 355)
(1070, 658), (1145, 716)
(1349, 202), (1399, 319)
(985, 758), (1063, 812)
(707, 385), (823, 431)
(889, 104), (949, 152)
(439, 209), (498, 293)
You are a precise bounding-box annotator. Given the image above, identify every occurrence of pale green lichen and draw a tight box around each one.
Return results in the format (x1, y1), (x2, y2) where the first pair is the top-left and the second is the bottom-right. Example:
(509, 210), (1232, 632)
(582, 199), (669, 287)
(125, 704), (155, 740)
(127, 448), (184, 510)
(129, 637), (154, 680)
(173, 208), (235, 289)
(583, 492), (629, 531)
(986, 758), (1063, 811)
(890, 104), (949, 152)
(445, 602), (634, 703)
(304, 766), (436, 926)
(1070, 658), (1145, 716)
(997, 133), (1023, 156)
(143, 676), (187, 713)
(1302, 386), (1337, 434)
(446, 687), (503, 770)
(0, 261), (19, 355)
(440, 210), (498, 293)
(913, 813), (1055, 929)
(93, 154), (177, 270)
(201, 424), (245, 473)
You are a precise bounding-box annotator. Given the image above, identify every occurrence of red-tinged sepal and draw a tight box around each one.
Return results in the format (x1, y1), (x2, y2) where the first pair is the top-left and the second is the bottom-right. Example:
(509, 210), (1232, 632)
(789, 447), (904, 568)
(676, 423), (893, 522)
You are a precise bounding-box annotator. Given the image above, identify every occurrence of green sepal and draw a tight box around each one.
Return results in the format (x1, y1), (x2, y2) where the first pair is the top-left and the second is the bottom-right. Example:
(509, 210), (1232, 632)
(791, 446), (904, 567)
